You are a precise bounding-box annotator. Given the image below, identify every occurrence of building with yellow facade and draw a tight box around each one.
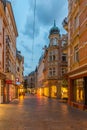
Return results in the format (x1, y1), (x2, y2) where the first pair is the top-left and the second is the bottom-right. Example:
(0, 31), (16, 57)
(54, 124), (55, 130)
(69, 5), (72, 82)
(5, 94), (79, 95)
(36, 55), (44, 96)
(0, 0), (18, 103)
(0, 0), (7, 103)
(37, 21), (68, 99)
(16, 50), (24, 97)
(67, 0), (87, 110)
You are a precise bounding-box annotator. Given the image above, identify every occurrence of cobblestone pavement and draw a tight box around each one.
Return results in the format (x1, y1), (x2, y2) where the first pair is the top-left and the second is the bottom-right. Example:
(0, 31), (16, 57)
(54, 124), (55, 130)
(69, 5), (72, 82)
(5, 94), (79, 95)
(0, 94), (87, 130)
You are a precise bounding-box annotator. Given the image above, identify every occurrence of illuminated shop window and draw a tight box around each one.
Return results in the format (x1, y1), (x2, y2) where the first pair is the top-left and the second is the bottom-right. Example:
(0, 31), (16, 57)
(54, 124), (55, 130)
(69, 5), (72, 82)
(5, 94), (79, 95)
(51, 86), (57, 98)
(74, 78), (84, 103)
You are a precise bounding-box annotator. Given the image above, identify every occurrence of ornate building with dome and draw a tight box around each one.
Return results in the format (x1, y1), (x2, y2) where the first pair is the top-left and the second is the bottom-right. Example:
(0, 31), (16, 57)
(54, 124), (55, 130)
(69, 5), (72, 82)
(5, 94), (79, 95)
(36, 21), (68, 99)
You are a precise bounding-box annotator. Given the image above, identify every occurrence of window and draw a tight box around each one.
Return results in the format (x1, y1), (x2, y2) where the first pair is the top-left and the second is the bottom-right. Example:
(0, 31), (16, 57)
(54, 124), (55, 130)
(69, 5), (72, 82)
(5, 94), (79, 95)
(62, 68), (67, 75)
(50, 38), (53, 46)
(17, 67), (19, 72)
(62, 40), (66, 45)
(49, 67), (56, 76)
(74, 45), (79, 62)
(74, 78), (84, 103)
(53, 38), (57, 45)
(53, 68), (55, 76)
(49, 55), (52, 61)
(62, 53), (67, 62)
(74, 14), (79, 30)
(0, 18), (2, 33)
(53, 55), (55, 61)
(49, 68), (52, 76)
(49, 51), (56, 62)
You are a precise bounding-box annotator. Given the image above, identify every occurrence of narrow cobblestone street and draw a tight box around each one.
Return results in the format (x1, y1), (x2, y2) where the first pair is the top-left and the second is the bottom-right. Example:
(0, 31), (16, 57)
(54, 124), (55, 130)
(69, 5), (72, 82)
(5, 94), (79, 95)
(0, 94), (87, 130)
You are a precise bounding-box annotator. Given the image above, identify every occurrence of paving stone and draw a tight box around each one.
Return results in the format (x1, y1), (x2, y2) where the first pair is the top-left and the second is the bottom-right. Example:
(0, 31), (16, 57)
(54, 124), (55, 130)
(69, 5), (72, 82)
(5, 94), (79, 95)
(0, 95), (87, 130)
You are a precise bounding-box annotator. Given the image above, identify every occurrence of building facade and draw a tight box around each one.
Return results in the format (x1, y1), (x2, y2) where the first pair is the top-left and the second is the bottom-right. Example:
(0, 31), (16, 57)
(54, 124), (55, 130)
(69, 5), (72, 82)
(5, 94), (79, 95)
(0, 0), (18, 103)
(61, 34), (68, 99)
(67, 0), (87, 110)
(0, 0), (7, 103)
(42, 21), (68, 99)
(27, 71), (36, 94)
(36, 55), (44, 96)
(16, 50), (24, 97)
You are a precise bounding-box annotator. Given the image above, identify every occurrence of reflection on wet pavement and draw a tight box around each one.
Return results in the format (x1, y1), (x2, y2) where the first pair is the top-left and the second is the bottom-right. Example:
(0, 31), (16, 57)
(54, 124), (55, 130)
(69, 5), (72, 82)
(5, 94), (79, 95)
(0, 94), (87, 130)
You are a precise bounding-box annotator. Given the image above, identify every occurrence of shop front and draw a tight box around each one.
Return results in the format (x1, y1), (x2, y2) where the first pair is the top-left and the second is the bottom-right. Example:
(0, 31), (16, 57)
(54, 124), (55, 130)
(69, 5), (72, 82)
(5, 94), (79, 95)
(61, 86), (68, 99)
(61, 79), (68, 99)
(0, 72), (6, 103)
(5, 79), (16, 102)
(69, 76), (87, 110)
(44, 87), (49, 97)
(73, 78), (84, 103)
(51, 85), (57, 98)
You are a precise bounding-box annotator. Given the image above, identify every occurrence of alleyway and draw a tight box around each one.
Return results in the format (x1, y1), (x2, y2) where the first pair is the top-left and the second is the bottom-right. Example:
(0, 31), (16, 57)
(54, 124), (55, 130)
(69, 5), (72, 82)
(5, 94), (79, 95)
(0, 94), (87, 130)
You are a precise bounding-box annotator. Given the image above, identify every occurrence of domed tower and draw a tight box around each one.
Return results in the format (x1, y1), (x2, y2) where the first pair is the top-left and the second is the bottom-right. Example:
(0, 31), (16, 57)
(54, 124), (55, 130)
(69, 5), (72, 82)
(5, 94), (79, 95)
(49, 20), (60, 46)
(46, 21), (62, 98)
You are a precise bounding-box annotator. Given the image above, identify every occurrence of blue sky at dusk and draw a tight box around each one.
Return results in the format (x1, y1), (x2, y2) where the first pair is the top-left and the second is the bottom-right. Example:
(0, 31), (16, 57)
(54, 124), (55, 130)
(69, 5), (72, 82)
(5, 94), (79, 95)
(10, 0), (68, 76)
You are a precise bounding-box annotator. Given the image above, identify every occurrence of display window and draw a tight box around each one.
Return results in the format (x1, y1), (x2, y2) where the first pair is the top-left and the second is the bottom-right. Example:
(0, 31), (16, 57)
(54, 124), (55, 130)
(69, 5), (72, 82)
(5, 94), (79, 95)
(73, 78), (84, 103)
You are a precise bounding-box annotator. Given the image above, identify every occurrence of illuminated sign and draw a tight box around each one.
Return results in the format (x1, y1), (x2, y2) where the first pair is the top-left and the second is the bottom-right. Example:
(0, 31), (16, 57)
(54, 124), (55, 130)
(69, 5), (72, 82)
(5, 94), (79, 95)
(6, 80), (13, 84)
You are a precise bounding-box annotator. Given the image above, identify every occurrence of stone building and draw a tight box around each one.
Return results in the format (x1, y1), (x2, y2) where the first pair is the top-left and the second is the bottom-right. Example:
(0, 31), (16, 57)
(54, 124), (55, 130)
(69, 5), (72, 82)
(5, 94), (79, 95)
(66, 0), (87, 110)
(0, 0), (6, 103)
(16, 50), (24, 97)
(27, 71), (36, 94)
(36, 55), (44, 95)
(0, 0), (18, 103)
(16, 50), (24, 84)
(40, 21), (68, 99)
(61, 34), (68, 99)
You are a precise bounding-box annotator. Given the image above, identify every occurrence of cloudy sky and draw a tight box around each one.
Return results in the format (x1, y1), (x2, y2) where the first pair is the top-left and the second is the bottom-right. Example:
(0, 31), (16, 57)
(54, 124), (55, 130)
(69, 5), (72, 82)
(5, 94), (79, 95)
(10, 0), (68, 76)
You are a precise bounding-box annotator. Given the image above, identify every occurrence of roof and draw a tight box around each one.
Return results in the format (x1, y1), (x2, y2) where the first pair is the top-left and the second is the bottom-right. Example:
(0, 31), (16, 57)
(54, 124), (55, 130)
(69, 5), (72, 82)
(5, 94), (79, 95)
(49, 20), (60, 35)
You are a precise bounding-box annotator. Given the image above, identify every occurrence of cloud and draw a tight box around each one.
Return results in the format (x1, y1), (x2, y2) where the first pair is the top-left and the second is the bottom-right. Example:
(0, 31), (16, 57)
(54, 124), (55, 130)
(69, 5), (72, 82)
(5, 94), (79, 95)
(23, 0), (68, 39)
(24, 62), (32, 69)
(35, 0), (67, 26)
(13, 0), (68, 75)
(22, 8), (40, 39)
(21, 43), (32, 54)
(43, 32), (49, 44)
